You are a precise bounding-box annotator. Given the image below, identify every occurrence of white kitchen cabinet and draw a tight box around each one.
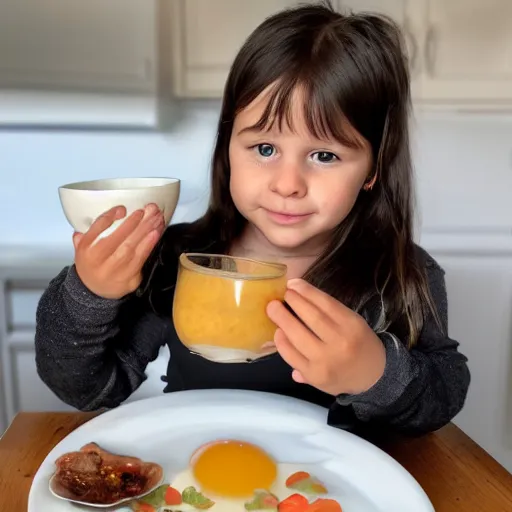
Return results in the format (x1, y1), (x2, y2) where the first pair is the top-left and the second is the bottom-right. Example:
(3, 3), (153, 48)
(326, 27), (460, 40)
(430, 251), (512, 473)
(169, 0), (405, 98)
(168, 0), (417, 99)
(0, 0), (156, 94)
(0, 249), (170, 434)
(409, 0), (512, 109)
(0, 364), (5, 435)
(337, 0), (421, 100)
(169, 0), (300, 97)
(0, 275), (74, 430)
(338, 1), (411, 39)
(339, 0), (512, 109)
(0, 0), (158, 126)
(169, 0), (512, 110)
(11, 341), (76, 414)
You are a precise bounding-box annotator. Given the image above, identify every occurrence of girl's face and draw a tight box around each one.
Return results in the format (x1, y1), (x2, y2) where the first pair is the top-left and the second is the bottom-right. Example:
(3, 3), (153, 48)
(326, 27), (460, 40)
(228, 88), (372, 255)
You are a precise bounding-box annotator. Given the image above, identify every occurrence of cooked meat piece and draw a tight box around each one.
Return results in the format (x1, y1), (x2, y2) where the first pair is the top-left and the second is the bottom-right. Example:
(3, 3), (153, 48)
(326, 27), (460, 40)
(52, 442), (163, 505)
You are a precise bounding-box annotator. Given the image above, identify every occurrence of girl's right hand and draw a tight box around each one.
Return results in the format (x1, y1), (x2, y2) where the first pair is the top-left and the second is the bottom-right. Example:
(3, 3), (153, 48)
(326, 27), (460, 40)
(73, 203), (165, 299)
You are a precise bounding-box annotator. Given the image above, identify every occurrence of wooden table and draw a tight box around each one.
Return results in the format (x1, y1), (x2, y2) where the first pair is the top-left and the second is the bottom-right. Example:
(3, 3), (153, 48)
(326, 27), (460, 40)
(1, 413), (512, 511)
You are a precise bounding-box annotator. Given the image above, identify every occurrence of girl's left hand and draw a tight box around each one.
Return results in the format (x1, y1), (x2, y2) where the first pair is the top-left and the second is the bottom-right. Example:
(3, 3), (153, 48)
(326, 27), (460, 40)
(267, 279), (386, 396)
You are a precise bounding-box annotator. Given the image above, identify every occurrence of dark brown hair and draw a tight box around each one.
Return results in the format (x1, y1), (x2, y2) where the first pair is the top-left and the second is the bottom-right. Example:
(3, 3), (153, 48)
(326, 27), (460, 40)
(144, 0), (439, 346)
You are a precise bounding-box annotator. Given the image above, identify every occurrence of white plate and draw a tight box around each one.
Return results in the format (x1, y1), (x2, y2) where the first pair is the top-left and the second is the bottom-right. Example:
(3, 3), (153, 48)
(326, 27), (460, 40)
(28, 390), (435, 512)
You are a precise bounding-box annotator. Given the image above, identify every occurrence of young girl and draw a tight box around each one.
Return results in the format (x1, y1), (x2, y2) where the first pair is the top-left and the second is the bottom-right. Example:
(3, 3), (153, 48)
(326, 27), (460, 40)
(35, 1), (470, 435)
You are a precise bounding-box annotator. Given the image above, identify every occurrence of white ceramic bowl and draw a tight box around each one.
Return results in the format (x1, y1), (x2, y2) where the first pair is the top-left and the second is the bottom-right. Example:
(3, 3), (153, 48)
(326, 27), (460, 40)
(58, 177), (180, 237)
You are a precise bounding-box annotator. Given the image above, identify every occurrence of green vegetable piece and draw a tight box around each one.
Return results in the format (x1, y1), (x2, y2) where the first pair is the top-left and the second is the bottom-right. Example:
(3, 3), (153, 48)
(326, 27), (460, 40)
(139, 484), (169, 507)
(182, 486), (215, 509)
(244, 489), (279, 510)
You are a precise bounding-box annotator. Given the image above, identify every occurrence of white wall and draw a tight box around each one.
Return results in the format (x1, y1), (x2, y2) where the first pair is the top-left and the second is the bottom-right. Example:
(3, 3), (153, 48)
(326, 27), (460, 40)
(413, 112), (512, 233)
(1, 105), (512, 245)
(0, 102), (221, 246)
(1, 103), (512, 471)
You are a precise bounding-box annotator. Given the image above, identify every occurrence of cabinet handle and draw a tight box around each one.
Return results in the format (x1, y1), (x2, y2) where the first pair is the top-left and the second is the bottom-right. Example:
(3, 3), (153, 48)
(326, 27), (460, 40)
(403, 18), (419, 77)
(425, 25), (437, 76)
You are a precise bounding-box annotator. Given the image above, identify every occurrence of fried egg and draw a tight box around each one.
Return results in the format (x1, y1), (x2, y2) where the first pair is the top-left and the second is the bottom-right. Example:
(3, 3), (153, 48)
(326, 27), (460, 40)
(191, 439), (278, 498)
(162, 440), (312, 512)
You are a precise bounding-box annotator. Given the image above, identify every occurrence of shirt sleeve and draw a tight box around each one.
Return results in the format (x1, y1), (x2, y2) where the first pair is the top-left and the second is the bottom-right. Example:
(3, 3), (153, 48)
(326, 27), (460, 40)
(335, 254), (471, 435)
(35, 265), (168, 411)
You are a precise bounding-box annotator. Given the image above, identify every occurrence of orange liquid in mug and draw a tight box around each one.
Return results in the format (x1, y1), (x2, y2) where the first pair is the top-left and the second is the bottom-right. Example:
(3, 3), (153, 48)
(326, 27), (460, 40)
(172, 256), (286, 353)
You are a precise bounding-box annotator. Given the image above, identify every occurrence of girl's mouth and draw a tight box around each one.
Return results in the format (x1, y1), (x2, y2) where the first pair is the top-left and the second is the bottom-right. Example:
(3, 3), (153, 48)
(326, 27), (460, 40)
(265, 209), (313, 225)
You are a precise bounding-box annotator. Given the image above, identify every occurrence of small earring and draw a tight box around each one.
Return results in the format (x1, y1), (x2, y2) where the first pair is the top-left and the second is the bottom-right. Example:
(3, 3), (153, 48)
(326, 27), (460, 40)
(363, 174), (377, 191)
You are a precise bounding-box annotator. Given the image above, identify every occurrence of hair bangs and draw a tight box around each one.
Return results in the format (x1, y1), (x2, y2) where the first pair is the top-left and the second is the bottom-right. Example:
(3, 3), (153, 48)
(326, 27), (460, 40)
(301, 76), (366, 150)
(241, 74), (365, 151)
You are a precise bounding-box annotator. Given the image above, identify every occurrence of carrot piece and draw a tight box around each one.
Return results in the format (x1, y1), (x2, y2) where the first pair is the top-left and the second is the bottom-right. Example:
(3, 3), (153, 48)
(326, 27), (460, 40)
(307, 498), (343, 512)
(164, 485), (182, 505)
(131, 502), (156, 512)
(278, 493), (309, 512)
(286, 471), (311, 487)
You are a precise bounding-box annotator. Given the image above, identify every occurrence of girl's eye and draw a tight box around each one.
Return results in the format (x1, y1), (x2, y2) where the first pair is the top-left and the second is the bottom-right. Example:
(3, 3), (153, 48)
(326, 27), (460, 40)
(312, 151), (338, 164)
(256, 143), (275, 158)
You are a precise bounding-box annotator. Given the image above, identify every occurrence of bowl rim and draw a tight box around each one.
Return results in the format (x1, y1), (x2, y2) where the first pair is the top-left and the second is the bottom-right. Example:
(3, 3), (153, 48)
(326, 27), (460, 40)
(59, 177), (180, 191)
(179, 252), (287, 280)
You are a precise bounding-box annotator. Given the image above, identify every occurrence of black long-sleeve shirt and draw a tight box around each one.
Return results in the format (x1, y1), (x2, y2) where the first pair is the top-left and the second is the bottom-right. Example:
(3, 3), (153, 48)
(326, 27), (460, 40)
(34, 226), (470, 435)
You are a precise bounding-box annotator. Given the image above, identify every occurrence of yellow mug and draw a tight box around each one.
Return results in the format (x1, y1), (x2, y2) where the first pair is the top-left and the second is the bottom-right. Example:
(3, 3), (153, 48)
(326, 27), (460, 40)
(172, 253), (287, 363)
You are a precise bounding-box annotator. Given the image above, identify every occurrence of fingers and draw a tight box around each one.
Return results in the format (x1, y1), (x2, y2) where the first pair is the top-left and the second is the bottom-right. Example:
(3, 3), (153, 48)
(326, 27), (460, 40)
(106, 204), (164, 271)
(273, 327), (309, 375)
(104, 205), (164, 277)
(291, 369), (306, 383)
(79, 204), (163, 265)
(93, 208), (145, 260)
(123, 205), (165, 249)
(80, 206), (127, 248)
(131, 228), (162, 269)
(267, 300), (323, 360)
(287, 279), (351, 320)
(283, 289), (337, 342)
(72, 232), (83, 250)
(71, 204), (164, 299)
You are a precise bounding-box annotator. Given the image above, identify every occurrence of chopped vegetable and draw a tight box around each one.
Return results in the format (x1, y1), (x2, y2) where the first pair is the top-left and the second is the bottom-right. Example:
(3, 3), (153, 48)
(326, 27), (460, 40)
(285, 472), (311, 488)
(278, 493), (309, 512)
(182, 486), (215, 509)
(286, 472), (327, 495)
(245, 489), (279, 510)
(130, 502), (156, 512)
(307, 498), (343, 512)
(165, 485), (182, 505)
(244, 489), (279, 510)
(307, 481), (328, 494)
(137, 484), (169, 508)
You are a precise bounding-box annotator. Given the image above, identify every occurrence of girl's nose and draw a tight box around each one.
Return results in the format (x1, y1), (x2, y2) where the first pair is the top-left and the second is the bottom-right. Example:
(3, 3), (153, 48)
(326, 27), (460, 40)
(269, 163), (307, 198)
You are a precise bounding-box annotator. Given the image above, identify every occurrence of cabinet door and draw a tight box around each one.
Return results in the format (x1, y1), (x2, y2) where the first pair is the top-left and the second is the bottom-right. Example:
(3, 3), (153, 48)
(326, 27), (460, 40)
(433, 253), (512, 473)
(0, 363), (5, 435)
(0, 278), (75, 422)
(170, 0), (300, 97)
(11, 346), (75, 414)
(0, 0), (156, 94)
(413, 0), (512, 108)
(338, 1), (421, 100)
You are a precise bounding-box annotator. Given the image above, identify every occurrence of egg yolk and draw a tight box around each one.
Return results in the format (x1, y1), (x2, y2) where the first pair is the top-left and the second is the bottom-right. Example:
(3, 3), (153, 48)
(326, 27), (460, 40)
(192, 440), (277, 498)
